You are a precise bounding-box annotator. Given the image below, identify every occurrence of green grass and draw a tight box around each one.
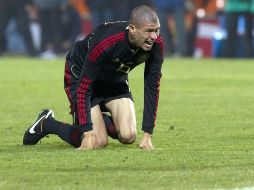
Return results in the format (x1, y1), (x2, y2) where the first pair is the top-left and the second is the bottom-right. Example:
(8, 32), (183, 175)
(0, 57), (254, 190)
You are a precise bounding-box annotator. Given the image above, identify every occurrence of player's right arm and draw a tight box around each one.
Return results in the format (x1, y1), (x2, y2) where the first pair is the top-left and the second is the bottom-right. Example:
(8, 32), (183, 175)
(74, 25), (125, 149)
(73, 33), (106, 149)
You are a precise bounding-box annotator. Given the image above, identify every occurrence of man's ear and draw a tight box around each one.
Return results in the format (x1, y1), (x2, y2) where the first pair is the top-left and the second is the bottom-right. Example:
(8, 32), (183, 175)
(128, 24), (136, 35)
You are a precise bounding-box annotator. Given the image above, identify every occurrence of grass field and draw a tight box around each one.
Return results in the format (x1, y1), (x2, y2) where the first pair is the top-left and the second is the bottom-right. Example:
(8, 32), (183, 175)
(0, 56), (254, 190)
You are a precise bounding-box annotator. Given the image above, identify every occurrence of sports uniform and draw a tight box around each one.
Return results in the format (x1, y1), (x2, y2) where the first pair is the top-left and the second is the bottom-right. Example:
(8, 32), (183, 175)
(23, 6), (164, 149)
(64, 21), (164, 134)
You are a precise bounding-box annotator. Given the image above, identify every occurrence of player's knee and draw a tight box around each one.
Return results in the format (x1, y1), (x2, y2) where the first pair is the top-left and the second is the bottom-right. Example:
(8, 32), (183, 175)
(119, 131), (136, 144)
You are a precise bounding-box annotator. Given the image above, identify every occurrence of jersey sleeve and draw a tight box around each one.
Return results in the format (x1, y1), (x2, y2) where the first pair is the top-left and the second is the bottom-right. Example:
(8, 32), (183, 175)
(142, 35), (164, 134)
(75, 30), (125, 132)
(75, 33), (109, 132)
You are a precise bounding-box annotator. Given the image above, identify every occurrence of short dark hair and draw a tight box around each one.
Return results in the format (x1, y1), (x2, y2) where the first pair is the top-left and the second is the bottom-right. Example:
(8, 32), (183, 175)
(129, 5), (159, 27)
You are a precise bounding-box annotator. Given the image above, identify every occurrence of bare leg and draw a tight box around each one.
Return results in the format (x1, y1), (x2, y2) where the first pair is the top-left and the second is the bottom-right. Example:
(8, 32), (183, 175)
(91, 105), (108, 148)
(105, 98), (136, 144)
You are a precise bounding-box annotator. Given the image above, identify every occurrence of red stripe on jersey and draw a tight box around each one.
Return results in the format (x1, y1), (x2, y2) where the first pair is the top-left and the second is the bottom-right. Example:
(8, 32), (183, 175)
(77, 76), (92, 125)
(88, 32), (125, 62)
(64, 61), (71, 86)
(155, 36), (164, 56)
(64, 62), (74, 115)
(64, 62), (72, 101)
(153, 76), (161, 127)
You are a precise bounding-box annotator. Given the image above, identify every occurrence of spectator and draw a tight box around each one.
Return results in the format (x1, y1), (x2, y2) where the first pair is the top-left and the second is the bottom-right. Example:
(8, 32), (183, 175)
(101, 0), (153, 24)
(69, 0), (90, 19)
(33, 0), (68, 59)
(69, 0), (92, 38)
(152, 0), (187, 56)
(0, 0), (38, 56)
(184, 0), (198, 57)
(58, 2), (81, 54)
(86, 0), (115, 29)
(224, 0), (253, 57)
(252, 0), (254, 56)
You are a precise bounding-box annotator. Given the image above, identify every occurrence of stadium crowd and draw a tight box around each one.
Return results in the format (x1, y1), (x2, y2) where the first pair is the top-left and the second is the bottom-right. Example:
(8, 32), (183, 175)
(0, 0), (253, 58)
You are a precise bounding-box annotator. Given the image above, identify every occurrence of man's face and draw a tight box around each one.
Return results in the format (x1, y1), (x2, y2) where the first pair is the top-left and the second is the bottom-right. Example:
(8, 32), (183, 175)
(130, 21), (160, 51)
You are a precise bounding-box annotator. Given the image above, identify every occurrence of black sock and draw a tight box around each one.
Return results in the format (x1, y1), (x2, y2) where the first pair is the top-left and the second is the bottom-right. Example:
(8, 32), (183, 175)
(102, 114), (118, 139)
(43, 118), (82, 148)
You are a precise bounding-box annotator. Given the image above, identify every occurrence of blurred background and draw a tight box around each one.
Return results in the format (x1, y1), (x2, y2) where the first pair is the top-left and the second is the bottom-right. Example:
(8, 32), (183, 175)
(0, 0), (253, 59)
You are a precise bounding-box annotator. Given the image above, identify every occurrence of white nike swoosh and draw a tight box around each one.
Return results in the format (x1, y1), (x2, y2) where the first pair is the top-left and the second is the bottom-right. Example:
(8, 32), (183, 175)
(29, 110), (53, 134)
(29, 116), (46, 134)
(46, 110), (54, 118)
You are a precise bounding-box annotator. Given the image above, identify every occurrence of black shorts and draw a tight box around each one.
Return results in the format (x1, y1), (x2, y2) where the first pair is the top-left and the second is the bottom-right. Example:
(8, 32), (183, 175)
(91, 79), (133, 111)
(64, 61), (133, 117)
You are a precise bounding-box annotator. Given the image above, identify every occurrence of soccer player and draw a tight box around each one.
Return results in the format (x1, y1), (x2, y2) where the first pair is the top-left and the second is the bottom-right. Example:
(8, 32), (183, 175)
(23, 5), (164, 150)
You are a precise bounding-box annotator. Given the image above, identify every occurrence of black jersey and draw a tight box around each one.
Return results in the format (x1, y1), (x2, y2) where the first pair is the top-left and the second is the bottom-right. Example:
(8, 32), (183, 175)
(66, 21), (164, 134)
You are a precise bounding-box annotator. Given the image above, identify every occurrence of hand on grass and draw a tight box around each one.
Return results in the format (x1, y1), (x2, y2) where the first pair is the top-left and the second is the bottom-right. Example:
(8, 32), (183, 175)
(77, 130), (95, 150)
(139, 132), (154, 150)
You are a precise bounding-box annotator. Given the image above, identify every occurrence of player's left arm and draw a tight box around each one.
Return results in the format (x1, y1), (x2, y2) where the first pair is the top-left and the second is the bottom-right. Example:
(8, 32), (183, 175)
(140, 36), (164, 150)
